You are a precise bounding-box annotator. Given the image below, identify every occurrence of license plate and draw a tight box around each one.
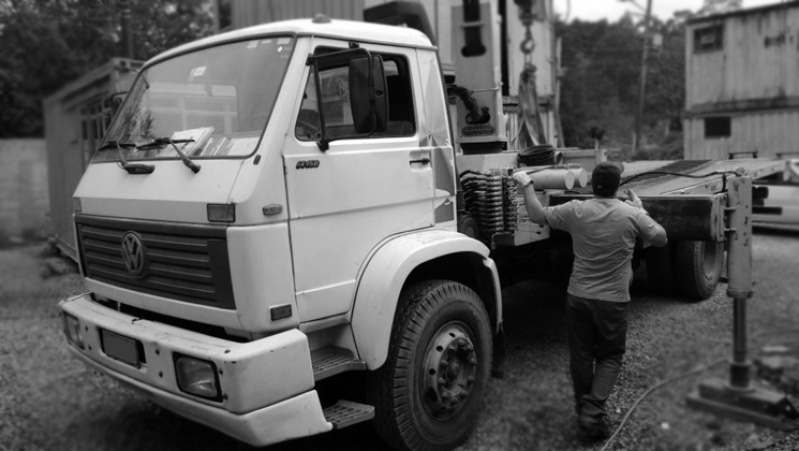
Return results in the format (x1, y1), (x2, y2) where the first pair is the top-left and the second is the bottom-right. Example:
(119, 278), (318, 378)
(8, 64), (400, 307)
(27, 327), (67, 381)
(101, 330), (142, 367)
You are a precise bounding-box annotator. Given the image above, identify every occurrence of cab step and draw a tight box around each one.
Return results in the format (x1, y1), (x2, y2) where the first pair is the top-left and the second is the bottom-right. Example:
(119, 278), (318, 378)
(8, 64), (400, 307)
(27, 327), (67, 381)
(323, 400), (375, 429)
(311, 346), (366, 381)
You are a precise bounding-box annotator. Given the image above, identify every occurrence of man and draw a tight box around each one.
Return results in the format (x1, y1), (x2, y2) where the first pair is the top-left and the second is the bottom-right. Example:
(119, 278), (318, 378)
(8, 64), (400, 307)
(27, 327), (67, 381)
(514, 162), (668, 443)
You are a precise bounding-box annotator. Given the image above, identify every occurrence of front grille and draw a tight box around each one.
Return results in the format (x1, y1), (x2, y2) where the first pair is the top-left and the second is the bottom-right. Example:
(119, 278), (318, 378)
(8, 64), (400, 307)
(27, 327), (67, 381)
(75, 214), (235, 310)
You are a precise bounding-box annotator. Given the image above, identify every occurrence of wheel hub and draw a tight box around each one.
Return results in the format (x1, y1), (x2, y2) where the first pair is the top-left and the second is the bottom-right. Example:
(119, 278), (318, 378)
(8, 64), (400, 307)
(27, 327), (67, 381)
(422, 323), (477, 419)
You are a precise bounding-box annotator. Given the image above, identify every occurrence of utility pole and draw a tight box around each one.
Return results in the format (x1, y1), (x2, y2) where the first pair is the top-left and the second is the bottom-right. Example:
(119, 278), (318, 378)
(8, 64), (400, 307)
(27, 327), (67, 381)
(120, 0), (134, 59)
(633, 0), (653, 156)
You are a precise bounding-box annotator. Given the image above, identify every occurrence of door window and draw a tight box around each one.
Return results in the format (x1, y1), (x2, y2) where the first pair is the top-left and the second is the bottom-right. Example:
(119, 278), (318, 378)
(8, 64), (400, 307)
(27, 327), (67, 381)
(296, 53), (415, 141)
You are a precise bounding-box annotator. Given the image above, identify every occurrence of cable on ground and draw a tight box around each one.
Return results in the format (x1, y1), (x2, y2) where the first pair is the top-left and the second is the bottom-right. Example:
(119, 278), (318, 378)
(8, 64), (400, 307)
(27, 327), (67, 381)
(600, 329), (799, 451)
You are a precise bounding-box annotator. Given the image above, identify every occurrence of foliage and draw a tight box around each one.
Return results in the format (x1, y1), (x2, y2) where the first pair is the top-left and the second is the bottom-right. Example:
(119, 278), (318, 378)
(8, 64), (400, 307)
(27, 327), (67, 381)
(557, 12), (689, 158)
(0, 0), (215, 138)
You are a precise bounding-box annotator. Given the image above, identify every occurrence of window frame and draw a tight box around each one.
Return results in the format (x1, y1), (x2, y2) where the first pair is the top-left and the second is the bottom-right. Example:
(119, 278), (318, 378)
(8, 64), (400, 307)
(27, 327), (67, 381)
(704, 116), (731, 139)
(693, 24), (724, 53)
(294, 47), (416, 146)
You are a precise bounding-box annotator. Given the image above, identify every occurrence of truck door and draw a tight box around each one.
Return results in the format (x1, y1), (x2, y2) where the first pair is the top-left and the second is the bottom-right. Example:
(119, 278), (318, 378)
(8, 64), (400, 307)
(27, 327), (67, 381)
(283, 41), (434, 322)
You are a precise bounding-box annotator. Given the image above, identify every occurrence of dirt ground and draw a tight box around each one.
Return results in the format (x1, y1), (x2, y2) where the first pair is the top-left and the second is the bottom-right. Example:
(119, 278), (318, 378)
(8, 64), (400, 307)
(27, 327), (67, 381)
(1, 229), (798, 451)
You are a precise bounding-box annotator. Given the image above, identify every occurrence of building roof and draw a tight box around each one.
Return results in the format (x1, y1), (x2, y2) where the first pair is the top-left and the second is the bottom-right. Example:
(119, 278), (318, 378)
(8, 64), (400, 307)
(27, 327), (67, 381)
(150, 16), (434, 67)
(688, 0), (799, 25)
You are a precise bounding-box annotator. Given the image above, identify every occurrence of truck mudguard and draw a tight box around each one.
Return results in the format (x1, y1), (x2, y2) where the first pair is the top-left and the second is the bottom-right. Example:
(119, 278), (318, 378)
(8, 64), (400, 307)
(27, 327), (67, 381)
(350, 229), (502, 369)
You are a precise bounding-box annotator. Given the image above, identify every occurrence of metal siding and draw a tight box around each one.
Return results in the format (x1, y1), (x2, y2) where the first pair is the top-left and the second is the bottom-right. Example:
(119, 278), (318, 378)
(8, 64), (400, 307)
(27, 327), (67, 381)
(687, 6), (799, 108)
(685, 5), (799, 159)
(231, 0), (364, 28)
(687, 110), (799, 160)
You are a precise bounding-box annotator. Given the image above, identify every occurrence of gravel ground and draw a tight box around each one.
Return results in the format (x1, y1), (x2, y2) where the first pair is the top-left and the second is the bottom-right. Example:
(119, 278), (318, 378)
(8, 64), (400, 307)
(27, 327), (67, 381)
(1, 230), (798, 450)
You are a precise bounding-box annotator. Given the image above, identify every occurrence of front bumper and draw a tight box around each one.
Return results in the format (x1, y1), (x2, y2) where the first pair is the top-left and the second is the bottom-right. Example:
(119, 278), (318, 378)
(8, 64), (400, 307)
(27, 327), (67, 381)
(60, 293), (332, 446)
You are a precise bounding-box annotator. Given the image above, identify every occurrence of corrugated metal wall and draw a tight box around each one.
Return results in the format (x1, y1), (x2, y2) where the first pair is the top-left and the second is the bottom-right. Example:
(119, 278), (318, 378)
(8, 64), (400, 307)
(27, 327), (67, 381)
(230, 0), (553, 98)
(232, 0), (364, 28)
(686, 111), (799, 160)
(686, 5), (799, 107)
(685, 3), (799, 159)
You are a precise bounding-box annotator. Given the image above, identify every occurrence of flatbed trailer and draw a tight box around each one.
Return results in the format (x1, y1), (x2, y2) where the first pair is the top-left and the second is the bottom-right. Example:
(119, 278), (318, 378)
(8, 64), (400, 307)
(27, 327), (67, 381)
(457, 155), (786, 299)
(551, 158), (786, 240)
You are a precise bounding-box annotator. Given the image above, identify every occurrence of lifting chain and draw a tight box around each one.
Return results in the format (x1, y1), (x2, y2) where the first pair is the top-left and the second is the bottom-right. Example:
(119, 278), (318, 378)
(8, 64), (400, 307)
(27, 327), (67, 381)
(517, 1), (536, 68)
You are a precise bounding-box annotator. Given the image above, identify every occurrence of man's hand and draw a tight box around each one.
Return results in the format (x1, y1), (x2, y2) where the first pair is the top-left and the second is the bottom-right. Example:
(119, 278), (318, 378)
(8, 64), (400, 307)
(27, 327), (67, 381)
(624, 189), (644, 210)
(514, 171), (533, 189)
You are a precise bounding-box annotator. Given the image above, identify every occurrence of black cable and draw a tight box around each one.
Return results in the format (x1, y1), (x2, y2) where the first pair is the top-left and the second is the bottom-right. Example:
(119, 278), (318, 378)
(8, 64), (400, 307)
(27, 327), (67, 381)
(600, 329), (799, 451)
(620, 170), (740, 187)
(447, 84), (490, 124)
(518, 144), (556, 166)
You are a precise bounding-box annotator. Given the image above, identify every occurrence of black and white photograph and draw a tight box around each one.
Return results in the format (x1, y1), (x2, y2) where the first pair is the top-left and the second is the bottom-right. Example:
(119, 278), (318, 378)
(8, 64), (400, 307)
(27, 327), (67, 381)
(1, 0), (798, 449)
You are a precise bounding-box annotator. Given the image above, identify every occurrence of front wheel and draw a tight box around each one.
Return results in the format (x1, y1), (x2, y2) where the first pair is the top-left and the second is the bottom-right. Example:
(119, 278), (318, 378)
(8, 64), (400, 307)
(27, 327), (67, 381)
(368, 280), (492, 451)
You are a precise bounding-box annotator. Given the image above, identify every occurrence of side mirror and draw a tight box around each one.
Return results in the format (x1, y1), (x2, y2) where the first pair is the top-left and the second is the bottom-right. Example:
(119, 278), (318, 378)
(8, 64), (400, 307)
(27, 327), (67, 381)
(349, 55), (387, 134)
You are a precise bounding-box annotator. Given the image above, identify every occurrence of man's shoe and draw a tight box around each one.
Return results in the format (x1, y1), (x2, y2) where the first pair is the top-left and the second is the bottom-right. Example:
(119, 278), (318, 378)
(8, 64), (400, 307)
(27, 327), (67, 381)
(577, 421), (609, 444)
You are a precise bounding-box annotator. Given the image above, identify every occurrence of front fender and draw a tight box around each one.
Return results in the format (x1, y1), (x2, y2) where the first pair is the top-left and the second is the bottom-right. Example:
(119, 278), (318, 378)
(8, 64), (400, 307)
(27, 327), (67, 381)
(350, 229), (500, 370)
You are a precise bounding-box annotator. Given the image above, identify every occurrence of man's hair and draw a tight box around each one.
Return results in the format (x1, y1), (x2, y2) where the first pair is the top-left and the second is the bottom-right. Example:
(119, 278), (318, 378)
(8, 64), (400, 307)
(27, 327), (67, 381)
(592, 162), (624, 197)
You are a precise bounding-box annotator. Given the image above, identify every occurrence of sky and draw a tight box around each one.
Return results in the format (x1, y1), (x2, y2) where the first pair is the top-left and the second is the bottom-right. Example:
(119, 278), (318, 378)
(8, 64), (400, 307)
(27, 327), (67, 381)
(562, 0), (785, 21)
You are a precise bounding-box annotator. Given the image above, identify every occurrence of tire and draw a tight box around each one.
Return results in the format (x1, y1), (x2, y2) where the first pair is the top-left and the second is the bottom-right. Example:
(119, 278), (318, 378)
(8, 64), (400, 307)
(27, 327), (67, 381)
(457, 214), (480, 240)
(646, 242), (676, 293)
(674, 240), (724, 300)
(368, 280), (492, 451)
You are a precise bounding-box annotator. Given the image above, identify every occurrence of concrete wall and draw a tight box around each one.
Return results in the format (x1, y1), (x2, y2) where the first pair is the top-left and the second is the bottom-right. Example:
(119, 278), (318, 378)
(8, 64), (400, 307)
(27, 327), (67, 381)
(0, 139), (50, 240)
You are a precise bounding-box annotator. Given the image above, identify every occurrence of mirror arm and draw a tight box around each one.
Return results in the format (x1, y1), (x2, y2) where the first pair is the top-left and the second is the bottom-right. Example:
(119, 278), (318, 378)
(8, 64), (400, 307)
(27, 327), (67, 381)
(310, 57), (330, 152)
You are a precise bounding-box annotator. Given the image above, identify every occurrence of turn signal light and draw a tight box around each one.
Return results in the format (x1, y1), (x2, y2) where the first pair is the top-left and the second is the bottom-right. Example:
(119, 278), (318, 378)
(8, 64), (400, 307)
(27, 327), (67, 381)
(175, 355), (221, 400)
(207, 204), (235, 223)
(63, 313), (84, 349)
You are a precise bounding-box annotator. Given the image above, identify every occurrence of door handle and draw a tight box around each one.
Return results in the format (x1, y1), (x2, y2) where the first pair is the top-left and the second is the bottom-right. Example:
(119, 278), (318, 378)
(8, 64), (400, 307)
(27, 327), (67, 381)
(410, 158), (431, 165)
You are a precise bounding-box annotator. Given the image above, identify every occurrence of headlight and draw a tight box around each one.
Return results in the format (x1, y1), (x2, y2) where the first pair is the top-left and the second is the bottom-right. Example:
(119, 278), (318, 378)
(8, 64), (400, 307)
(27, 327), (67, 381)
(175, 355), (221, 400)
(62, 313), (84, 349)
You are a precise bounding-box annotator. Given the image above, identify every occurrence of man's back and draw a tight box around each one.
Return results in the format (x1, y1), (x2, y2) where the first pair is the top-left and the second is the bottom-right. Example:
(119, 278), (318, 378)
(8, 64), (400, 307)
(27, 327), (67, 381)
(545, 198), (665, 302)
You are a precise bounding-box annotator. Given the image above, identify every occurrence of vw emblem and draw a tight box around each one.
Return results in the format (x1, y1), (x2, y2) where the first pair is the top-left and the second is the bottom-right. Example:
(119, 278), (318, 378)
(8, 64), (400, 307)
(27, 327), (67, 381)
(121, 232), (147, 277)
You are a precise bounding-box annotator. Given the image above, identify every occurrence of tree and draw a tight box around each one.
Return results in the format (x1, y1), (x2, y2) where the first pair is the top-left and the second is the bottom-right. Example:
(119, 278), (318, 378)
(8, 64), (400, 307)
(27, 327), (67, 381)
(0, 0), (215, 138)
(556, 12), (688, 157)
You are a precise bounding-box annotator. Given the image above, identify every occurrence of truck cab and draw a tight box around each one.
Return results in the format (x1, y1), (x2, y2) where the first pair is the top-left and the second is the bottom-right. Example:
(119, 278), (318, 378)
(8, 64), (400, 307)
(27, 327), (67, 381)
(61, 17), (501, 450)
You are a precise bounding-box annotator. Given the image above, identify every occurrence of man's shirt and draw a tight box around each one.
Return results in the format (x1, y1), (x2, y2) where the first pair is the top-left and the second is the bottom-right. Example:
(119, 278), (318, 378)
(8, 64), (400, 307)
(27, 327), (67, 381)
(543, 198), (664, 302)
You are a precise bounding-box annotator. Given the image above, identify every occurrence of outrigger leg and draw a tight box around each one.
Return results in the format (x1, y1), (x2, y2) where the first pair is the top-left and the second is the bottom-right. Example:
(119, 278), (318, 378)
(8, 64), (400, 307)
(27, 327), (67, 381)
(687, 175), (799, 430)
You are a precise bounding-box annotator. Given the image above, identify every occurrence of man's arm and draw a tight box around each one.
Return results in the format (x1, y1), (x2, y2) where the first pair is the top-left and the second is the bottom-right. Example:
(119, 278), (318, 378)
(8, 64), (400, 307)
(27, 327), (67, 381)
(625, 189), (668, 247)
(513, 172), (547, 225)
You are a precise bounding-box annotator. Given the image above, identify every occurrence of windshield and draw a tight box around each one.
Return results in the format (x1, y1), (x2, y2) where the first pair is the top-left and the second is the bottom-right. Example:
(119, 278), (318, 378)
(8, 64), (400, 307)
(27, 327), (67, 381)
(95, 36), (296, 162)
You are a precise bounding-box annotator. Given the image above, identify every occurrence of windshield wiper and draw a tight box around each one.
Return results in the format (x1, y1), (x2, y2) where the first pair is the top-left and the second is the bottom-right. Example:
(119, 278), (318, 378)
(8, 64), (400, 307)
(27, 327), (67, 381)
(98, 141), (155, 175)
(137, 138), (201, 174)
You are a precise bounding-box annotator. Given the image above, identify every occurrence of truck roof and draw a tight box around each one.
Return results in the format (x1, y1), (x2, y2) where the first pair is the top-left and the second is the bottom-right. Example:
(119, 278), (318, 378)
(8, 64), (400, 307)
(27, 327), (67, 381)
(150, 17), (435, 66)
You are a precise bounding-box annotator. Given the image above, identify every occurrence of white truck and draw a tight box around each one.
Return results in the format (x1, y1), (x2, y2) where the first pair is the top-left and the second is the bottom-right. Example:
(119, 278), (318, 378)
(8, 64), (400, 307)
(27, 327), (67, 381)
(58, 5), (784, 450)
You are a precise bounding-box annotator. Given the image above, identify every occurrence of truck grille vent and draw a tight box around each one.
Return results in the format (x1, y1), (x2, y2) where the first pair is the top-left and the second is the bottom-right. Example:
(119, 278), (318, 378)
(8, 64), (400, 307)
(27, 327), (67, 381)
(75, 214), (235, 310)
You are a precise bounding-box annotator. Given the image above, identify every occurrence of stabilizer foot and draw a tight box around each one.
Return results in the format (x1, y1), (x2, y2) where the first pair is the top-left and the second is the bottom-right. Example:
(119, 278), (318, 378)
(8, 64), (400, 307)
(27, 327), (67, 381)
(687, 377), (799, 431)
